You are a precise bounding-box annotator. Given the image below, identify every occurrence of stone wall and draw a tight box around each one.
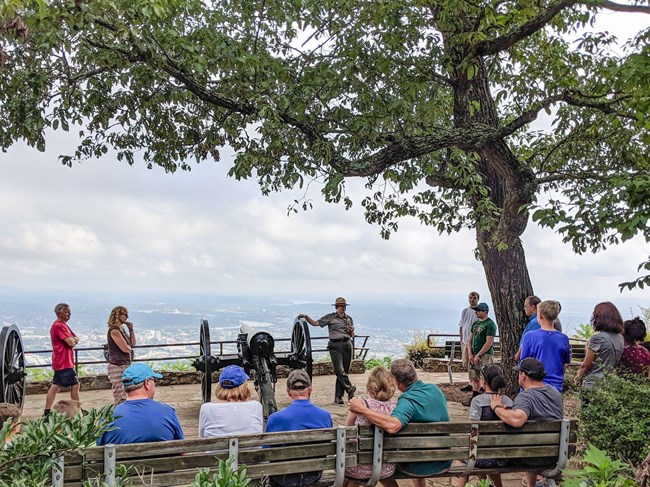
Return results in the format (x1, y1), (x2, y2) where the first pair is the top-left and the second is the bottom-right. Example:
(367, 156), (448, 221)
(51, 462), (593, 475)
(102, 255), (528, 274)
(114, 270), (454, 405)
(26, 360), (366, 394)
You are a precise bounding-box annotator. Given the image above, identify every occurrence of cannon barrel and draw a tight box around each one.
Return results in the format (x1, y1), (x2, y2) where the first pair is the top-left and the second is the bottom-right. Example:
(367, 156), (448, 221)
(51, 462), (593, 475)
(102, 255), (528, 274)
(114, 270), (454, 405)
(240, 324), (275, 358)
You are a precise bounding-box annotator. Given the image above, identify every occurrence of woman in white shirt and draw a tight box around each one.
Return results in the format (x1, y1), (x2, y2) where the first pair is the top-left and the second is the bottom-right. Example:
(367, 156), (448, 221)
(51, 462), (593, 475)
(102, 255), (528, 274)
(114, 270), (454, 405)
(199, 365), (263, 438)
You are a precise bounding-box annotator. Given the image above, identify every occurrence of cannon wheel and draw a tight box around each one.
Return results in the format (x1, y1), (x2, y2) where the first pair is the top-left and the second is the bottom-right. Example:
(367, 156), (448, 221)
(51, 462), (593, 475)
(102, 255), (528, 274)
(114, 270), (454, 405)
(291, 319), (313, 378)
(0, 325), (26, 410)
(199, 320), (212, 404)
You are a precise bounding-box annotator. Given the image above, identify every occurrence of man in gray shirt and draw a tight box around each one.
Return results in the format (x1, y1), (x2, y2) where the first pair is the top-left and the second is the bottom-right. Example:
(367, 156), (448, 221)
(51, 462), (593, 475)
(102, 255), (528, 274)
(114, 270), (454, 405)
(490, 358), (563, 486)
(459, 291), (480, 392)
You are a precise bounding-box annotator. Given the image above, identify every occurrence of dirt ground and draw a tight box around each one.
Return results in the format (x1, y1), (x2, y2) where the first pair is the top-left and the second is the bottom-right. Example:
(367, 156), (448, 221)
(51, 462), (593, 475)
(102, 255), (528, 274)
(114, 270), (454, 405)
(22, 370), (572, 487)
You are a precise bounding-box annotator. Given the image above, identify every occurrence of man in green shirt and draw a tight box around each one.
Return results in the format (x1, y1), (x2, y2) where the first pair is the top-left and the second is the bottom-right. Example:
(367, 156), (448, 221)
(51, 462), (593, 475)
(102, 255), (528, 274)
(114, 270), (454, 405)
(348, 359), (451, 487)
(468, 302), (498, 398)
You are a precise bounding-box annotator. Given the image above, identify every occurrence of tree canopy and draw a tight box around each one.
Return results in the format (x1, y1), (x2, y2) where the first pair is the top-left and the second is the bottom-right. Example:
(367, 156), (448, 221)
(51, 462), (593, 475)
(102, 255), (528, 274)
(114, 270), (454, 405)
(1, 0), (649, 381)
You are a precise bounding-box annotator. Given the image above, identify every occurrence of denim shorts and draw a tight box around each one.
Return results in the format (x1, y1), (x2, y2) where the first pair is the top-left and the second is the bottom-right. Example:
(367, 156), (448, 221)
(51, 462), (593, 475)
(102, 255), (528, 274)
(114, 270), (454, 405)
(53, 368), (79, 387)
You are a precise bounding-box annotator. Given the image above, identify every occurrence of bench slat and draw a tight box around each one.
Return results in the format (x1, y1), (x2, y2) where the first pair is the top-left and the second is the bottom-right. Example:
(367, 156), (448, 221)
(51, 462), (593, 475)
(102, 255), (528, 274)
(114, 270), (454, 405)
(476, 445), (559, 459)
(382, 436), (469, 449)
(84, 427), (355, 461)
(478, 432), (559, 447)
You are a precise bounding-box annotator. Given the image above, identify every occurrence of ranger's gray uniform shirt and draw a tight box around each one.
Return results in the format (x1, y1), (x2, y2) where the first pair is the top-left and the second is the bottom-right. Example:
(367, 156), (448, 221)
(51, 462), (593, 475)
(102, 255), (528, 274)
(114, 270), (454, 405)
(318, 313), (353, 340)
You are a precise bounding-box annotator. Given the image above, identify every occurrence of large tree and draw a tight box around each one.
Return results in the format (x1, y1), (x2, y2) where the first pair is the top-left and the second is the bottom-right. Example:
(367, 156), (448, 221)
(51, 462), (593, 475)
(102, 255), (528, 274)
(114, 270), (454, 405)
(1, 0), (649, 382)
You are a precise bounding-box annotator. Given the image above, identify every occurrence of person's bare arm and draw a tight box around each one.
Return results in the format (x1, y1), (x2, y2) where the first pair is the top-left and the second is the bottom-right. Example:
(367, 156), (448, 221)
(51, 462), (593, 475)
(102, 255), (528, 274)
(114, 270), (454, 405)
(575, 348), (596, 384)
(63, 336), (79, 347)
(348, 397), (403, 434)
(514, 346), (522, 361)
(298, 314), (320, 327)
(110, 329), (132, 354)
(345, 410), (358, 427)
(476, 335), (494, 358)
(490, 394), (528, 427)
(125, 322), (136, 346)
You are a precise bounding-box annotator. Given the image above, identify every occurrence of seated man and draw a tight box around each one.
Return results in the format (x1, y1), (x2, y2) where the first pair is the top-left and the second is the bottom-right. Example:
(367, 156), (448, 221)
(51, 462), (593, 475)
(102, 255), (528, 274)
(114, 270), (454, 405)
(266, 369), (333, 487)
(349, 359), (452, 487)
(490, 358), (563, 487)
(98, 363), (184, 445)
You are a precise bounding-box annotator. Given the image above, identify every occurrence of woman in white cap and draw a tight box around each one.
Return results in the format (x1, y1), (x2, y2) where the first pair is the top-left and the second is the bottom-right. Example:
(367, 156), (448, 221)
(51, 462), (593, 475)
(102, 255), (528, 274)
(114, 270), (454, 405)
(299, 297), (356, 404)
(199, 365), (263, 438)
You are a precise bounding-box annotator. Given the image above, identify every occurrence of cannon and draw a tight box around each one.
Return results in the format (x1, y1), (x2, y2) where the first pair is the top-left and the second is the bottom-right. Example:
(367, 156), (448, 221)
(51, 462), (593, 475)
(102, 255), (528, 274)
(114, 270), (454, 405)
(0, 325), (26, 411)
(192, 318), (313, 419)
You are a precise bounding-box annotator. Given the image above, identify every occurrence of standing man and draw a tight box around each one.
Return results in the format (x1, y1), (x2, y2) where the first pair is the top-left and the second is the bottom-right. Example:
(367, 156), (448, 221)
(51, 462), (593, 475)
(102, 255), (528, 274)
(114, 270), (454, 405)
(44, 303), (80, 417)
(459, 292), (480, 392)
(349, 359), (451, 487)
(514, 296), (541, 361)
(97, 363), (184, 445)
(467, 303), (497, 399)
(520, 300), (571, 392)
(299, 297), (356, 404)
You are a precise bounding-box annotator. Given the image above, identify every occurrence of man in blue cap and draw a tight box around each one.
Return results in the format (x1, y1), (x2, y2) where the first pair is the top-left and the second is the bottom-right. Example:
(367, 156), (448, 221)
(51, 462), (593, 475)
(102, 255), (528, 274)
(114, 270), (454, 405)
(98, 363), (184, 445)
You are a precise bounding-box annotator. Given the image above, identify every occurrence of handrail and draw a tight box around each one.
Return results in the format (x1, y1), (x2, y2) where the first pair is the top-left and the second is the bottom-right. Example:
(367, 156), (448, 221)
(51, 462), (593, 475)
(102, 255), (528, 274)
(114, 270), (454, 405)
(24, 335), (370, 373)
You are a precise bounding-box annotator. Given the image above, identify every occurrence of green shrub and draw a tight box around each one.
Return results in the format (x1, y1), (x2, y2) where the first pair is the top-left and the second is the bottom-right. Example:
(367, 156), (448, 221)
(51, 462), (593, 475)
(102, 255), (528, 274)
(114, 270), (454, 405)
(403, 331), (444, 368)
(190, 458), (250, 487)
(365, 356), (393, 370)
(571, 323), (595, 340)
(0, 406), (115, 484)
(579, 374), (650, 465)
(564, 444), (636, 487)
(157, 360), (194, 372)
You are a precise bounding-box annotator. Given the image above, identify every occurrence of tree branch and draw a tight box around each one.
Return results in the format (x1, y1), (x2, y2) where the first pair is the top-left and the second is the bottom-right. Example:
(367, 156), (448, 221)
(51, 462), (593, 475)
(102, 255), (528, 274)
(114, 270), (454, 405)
(595, 0), (650, 13)
(474, 0), (579, 56)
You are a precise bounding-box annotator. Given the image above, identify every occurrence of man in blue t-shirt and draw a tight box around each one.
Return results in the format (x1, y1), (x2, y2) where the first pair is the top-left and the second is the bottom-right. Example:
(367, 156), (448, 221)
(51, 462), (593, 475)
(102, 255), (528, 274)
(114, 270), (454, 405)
(520, 300), (571, 391)
(98, 363), (184, 445)
(515, 296), (541, 361)
(349, 359), (451, 487)
(266, 369), (333, 487)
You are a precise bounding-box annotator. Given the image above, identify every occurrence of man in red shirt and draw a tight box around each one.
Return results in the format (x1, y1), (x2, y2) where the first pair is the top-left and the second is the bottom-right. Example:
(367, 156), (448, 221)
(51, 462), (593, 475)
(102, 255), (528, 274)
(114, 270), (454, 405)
(44, 303), (80, 416)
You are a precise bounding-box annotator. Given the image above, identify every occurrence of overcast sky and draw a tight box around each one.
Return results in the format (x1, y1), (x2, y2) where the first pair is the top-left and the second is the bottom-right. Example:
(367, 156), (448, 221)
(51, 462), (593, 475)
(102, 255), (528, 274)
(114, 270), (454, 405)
(1, 10), (648, 304)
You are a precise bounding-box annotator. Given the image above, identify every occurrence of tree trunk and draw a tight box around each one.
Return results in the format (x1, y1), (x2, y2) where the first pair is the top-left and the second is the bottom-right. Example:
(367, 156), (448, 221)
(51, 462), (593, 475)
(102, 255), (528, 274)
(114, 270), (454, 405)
(477, 232), (534, 393)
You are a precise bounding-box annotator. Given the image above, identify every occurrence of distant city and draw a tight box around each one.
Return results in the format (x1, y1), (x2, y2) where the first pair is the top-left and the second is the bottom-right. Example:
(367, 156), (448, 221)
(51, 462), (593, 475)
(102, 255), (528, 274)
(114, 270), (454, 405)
(1, 291), (645, 374)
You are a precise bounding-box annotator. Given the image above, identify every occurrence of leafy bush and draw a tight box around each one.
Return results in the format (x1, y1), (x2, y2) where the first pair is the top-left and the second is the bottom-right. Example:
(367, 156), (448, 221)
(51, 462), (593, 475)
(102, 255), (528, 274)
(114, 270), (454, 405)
(0, 405), (115, 484)
(157, 360), (194, 372)
(565, 444), (636, 487)
(190, 458), (250, 487)
(571, 323), (595, 340)
(403, 331), (444, 368)
(364, 356), (393, 370)
(579, 374), (650, 465)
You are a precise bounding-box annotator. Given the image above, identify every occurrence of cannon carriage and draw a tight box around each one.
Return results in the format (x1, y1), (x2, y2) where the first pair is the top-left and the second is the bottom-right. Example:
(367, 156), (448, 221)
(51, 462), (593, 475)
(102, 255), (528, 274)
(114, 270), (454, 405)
(191, 317), (313, 418)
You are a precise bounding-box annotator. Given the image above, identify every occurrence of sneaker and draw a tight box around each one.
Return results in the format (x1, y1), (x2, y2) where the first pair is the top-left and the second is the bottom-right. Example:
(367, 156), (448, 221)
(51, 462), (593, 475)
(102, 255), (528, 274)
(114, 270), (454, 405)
(348, 386), (357, 399)
(334, 397), (344, 405)
(460, 384), (473, 392)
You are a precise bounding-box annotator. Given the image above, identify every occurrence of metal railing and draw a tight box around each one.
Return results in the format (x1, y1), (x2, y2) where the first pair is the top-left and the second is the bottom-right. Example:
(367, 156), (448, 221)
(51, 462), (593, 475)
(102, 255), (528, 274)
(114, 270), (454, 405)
(25, 334), (371, 373)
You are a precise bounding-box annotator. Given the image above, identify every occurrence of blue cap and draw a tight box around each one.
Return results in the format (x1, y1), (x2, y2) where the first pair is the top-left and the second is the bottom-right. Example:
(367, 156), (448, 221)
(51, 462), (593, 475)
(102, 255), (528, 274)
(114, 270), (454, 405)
(219, 365), (250, 388)
(122, 363), (163, 385)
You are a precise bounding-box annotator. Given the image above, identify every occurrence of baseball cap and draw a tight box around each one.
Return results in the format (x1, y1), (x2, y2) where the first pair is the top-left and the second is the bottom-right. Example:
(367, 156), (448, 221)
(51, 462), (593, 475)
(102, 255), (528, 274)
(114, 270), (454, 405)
(514, 357), (547, 380)
(122, 363), (163, 385)
(219, 365), (250, 388)
(287, 369), (311, 390)
(472, 303), (489, 312)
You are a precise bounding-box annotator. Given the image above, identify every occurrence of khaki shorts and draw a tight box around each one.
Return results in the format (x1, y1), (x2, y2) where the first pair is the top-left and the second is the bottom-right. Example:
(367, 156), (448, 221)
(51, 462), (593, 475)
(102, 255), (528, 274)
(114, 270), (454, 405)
(468, 354), (494, 381)
(461, 342), (470, 368)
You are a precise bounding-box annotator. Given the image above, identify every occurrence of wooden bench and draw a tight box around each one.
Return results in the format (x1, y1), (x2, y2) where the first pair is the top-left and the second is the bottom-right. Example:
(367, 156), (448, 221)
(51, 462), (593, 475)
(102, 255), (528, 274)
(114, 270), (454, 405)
(357, 420), (575, 487)
(53, 420), (575, 487)
(53, 426), (358, 487)
(427, 338), (502, 384)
